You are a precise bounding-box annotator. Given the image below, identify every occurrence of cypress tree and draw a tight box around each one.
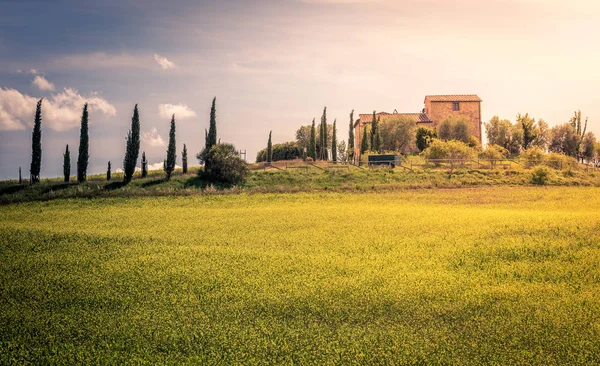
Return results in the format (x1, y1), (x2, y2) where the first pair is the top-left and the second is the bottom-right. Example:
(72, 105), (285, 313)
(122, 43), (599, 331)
(77, 103), (89, 183)
(370, 111), (377, 149)
(141, 151), (148, 178)
(373, 117), (382, 153)
(165, 114), (176, 180)
(30, 99), (43, 183)
(123, 104), (141, 183)
(332, 119), (337, 162)
(361, 126), (369, 154)
(207, 97), (217, 149)
(19, 167), (22, 184)
(182, 144), (188, 174)
(267, 131), (273, 163)
(309, 118), (317, 161)
(321, 107), (328, 160)
(63, 145), (70, 182)
(348, 110), (355, 162)
(106, 161), (111, 181)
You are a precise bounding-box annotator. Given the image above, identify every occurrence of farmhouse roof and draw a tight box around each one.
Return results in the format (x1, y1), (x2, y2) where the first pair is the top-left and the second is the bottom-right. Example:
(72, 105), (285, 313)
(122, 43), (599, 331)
(424, 94), (482, 102)
(355, 112), (432, 127)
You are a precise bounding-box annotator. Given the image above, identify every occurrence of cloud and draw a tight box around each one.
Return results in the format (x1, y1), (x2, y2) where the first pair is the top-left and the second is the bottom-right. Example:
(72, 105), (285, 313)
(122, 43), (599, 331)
(52, 52), (154, 70)
(32, 75), (55, 91)
(154, 53), (176, 69)
(158, 103), (196, 119)
(141, 127), (166, 147)
(147, 161), (181, 171)
(0, 87), (116, 131)
(28, 68), (38, 75)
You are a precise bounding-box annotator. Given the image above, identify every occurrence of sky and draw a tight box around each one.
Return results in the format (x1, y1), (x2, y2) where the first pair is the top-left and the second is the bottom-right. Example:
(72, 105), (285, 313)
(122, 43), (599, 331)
(1, 0), (600, 180)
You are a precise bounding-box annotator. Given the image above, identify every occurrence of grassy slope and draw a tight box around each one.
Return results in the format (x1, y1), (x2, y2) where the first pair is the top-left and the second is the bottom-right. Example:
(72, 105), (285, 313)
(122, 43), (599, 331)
(1, 187), (600, 364)
(2, 164), (600, 204)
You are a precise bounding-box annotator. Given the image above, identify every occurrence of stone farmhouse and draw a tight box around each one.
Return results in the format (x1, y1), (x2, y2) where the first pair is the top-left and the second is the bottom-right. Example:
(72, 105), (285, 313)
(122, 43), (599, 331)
(353, 94), (482, 157)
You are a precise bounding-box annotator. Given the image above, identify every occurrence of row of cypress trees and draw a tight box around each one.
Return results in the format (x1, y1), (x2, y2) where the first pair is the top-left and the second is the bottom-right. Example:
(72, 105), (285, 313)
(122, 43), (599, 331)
(28, 101), (189, 184)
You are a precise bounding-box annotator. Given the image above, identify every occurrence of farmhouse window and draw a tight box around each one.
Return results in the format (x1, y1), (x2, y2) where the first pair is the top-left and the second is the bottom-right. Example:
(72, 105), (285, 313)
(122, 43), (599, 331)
(452, 102), (460, 111)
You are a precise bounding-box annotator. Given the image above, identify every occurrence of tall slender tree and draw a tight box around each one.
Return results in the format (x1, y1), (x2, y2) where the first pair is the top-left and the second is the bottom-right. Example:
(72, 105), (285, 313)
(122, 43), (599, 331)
(207, 97), (217, 149)
(321, 107), (328, 160)
(348, 110), (355, 162)
(332, 119), (337, 162)
(370, 111), (378, 149)
(123, 104), (141, 183)
(182, 144), (188, 174)
(141, 151), (148, 178)
(77, 103), (89, 183)
(30, 99), (43, 183)
(106, 161), (111, 181)
(165, 114), (176, 180)
(267, 131), (273, 163)
(63, 144), (70, 182)
(309, 118), (317, 161)
(373, 117), (382, 153)
(19, 167), (22, 184)
(361, 126), (369, 154)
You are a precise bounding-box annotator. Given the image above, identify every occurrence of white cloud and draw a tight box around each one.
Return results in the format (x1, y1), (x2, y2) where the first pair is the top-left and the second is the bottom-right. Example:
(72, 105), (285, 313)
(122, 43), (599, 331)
(154, 53), (176, 69)
(141, 127), (166, 147)
(52, 52), (154, 70)
(158, 103), (196, 119)
(0, 87), (116, 131)
(147, 161), (181, 171)
(28, 68), (38, 75)
(32, 75), (55, 91)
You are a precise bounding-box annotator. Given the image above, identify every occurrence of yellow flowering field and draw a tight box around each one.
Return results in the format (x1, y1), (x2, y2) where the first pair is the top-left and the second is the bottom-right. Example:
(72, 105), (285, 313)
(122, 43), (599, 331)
(1, 187), (600, 364)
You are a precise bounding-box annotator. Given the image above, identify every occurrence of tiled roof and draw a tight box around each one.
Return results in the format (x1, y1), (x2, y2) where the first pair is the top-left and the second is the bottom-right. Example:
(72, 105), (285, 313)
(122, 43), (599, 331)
(355, 112), (432, 127)
(424, 95), (482, 102)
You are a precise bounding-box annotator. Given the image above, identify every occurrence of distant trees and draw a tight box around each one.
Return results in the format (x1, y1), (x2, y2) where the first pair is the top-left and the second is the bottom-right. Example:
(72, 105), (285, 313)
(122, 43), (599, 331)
(582, 132), (596, 163)
(141, 151), (148, 178)
(267, 131), (273, 163)
(297, 121), (332, 160)
(319, 107), (328, 160)
(19, 167), (22, 184)
(549, 123), (578, 157)
(416, 127), (436, 152)
(348, 110), (355, 162)
(30, 99), (43, 184)
(77, 103), (89, 183)
(570, 110), (588, 162)
(123, 104), (141, 183)
(437, 115), (471, 143)
(332, 119), (337, 161)
(309, 119), (317, 161)
(379, 116), (416, 153)
(370, 112), (382, 153)
(164, 115), (176, 180)
(63, 145), (70, 182)
(256, 142), (303, 162)
(182, 144), (188, 174)
(337, 140), (348, 163)
(106, 161), (111, 181)
(518, 113), (537, 149)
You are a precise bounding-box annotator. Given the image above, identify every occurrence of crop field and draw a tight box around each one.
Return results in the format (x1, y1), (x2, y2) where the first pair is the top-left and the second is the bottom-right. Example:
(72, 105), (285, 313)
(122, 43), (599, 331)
(2, 187), (600, 364)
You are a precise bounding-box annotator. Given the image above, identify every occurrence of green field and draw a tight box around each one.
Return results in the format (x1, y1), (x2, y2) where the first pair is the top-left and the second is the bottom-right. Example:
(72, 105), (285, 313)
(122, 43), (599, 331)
(2, 187), (600, 364)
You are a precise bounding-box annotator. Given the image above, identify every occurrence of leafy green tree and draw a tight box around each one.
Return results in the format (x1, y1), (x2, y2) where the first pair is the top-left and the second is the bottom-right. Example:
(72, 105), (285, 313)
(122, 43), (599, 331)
(348, 110), (354, 162)
(164, 115), (176, 180)
(337, 140), (347, 163)
(360, 126), (369, 154)
(380, 116), (416, 153)
(416, 127), (436, 151)
(518, 113), (538, 149)
(485, 116), (512, 148)
(569, 110), (588, 162)
(141, 151), (148, 178)
(267, 130), (273, 163)
(201, 143), (248, 185)
(549, 123), (578, 157)
(331, 119), (337, 161)
(77, 103), (89, 183)
(533, 119), (550, 150)
(373, 118), (382, 153)
(309, 118), (317, 160)
(582, 132), (596, 163)
(30, 99), (43, 183)
(182, 144), (188, 174)
(123, 104), (140, 183)
(63, 144), (70, 182)
(437, 115), (471, 143)
(256, 142), (303, 162)
(106, 161), (111, 181)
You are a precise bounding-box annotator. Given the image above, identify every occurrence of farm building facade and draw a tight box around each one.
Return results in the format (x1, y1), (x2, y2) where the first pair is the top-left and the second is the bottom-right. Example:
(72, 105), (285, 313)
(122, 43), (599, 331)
(353, 94), (482, 158)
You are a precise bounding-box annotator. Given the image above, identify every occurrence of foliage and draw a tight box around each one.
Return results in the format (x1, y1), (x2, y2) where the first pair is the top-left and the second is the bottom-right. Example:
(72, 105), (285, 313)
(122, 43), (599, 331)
(337, 140), (347, 163)
(206, 97), (217, 150)
(485, 116), (523, 154)
(331, 119), (337, 162)
(106, 161), (111, 181)
(256, 142), (303, 162)
(164, 115), (176, 180)
(437, 115), (471, 143)
(370, 112), (382, 153)
(360, 126), (369, 154)
(569, 110), (588, 161)
(518, 113), (538, 149)
(416, 127), (436, 152)
(77, 103), (89, 183)
(479, 144), (508, 161)
(521, 146), (546, 168)
(63, 144), (70, 183)
(267, 131), (273, 163)
(379, 116), (416, 153)
(200, 143), (248, 185)
(141, 151), (148, 178)
(30, 99), (43, 184)
(3, 188), (600, 364)
(348, 110), (354, 162)
(530, 166), (552, 185)
(309, 119), (317, 161)
(182, 144), (188, 174)
(544, 152), (576, 170)
(533, 119), (550, 149)
(581, 131), (596, 164)
(549, 123), (578, 157)
(296, 123), (333, 155)
(321, 107), (328, 160)
(422, 139), (476, 161)
(123, 104), (140, 183)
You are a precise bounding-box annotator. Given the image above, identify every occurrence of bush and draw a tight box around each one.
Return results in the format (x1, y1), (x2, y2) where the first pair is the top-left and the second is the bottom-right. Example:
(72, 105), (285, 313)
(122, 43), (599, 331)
(480, 144), (508, 160)
(256, 141), (303, 162)
(531, 166), (552, 185)
(521, 147), (545, 168)
(199, 143), (248, 185)
(416, 127), (436, 151)
(545, 152), (576, 170)
(422, 139), (476, 161)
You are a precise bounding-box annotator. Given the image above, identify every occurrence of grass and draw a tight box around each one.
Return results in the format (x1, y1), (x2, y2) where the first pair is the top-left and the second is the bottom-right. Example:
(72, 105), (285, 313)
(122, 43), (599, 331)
(2, 187), (600, 364)
(2, 164), (600, 204)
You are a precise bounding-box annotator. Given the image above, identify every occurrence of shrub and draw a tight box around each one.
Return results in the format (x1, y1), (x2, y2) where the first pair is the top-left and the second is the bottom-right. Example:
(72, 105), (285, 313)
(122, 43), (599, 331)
(256, 141), (303, 162)
(531, 166), (552, 185)
(521, 147), (545, 168)
(545, 152), (576, 170)
(480, 144), (508, 160)
(199, 143), (248, 185)
(416, 127), (436, 151)
(422, 139), (476, 161)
